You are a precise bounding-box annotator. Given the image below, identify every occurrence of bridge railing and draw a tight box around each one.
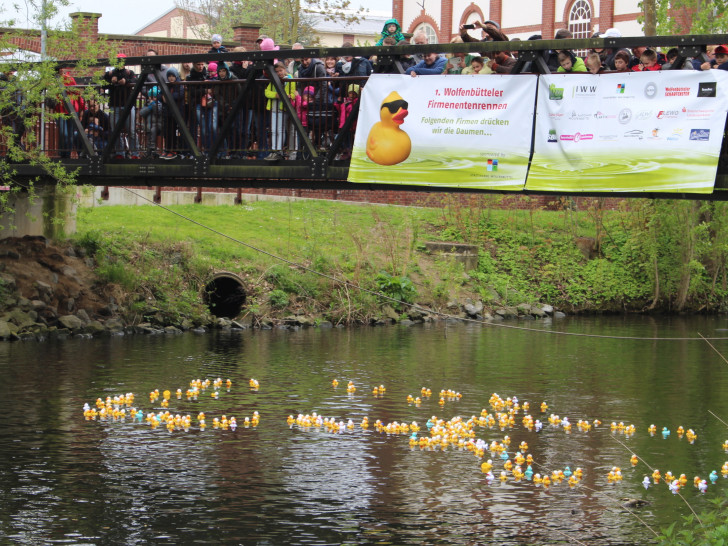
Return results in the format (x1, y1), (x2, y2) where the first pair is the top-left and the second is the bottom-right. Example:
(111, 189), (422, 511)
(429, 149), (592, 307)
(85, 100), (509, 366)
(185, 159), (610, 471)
(2, 33), (728, 192)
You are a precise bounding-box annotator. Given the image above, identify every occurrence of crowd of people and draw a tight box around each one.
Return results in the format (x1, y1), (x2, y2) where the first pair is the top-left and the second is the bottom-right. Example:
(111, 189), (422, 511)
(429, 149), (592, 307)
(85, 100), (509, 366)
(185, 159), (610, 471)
(2, 19), (726, 161)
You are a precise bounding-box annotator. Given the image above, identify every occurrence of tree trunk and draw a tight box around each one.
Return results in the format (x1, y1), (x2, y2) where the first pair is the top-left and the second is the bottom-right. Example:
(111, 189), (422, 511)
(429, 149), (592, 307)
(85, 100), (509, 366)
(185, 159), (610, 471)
(643, 0), (657, 35)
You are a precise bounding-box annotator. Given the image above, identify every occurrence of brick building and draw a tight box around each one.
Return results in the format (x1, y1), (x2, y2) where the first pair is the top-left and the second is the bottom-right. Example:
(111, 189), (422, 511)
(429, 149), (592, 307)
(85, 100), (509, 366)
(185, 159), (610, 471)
(394, 0), (644, 43)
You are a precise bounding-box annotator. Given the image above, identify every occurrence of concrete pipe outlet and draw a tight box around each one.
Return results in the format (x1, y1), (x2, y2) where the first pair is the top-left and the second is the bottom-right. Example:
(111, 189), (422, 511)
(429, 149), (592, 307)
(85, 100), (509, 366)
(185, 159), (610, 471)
(203, 272), (247, 318)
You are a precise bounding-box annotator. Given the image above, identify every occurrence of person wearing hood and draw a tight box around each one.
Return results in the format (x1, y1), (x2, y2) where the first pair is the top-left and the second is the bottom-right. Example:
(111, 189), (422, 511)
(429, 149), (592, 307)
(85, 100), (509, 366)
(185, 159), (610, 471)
(557, 50), (587, 72)
(209, 34), (227, 54)
(375, 19), (405, 46)
(103, 54), (138, 158)
(160, 66), (184, 159)
(334, 42), (373, 79)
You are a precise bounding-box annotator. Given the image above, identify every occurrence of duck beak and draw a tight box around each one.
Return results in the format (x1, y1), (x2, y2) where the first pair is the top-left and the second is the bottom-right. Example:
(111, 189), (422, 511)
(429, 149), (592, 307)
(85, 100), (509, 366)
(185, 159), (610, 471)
(392, 108), (408, 124)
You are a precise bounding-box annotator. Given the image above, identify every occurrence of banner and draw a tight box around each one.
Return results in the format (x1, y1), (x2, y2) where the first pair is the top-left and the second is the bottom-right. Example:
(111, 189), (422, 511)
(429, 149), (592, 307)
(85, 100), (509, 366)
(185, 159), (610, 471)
(526, 71), (728, 193)
(347, 74), (538, 190)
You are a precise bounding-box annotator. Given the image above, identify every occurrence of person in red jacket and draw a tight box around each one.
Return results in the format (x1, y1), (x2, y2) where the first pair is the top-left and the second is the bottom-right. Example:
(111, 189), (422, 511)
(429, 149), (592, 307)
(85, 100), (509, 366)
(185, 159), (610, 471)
(55, 67), (85, 158)
(631, 49), (662, 71)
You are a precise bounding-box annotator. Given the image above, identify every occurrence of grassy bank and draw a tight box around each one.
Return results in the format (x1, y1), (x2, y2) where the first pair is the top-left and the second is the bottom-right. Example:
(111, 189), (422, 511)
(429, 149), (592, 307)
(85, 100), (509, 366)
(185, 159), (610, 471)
(71, 196), (728, 326)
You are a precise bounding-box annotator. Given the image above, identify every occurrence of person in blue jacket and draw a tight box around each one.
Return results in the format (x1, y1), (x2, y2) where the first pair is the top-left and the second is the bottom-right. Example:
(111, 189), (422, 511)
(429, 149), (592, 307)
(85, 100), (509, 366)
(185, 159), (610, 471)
(406, 52), (447, 76)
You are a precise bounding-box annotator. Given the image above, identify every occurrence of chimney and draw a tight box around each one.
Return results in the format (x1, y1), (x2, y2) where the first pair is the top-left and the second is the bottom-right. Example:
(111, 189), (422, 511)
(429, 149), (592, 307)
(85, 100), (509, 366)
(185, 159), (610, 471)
(232, 23), (263, 50)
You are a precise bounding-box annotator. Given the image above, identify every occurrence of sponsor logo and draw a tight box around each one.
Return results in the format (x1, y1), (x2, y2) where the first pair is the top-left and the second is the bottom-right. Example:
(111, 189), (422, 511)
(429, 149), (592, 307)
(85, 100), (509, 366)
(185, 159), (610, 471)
(665, 86), (690, 97)
(624, 129), (644, 139)
(636, 110), (653, 120)
(569, 111), (592, 121)
(594, 111), (617, 120)
(572, 84), (597, 97)
(548, 129), (558, 143)
(599, 134), (618, 141)
(682, 107), (715, 119)
(649, 128), (661, 139)
(549, 84), (564, 100)
(548, 112), (564, 119)
(616, 83), (626, 94)
(698, 82), (717, 97)
(689, 129), (710, 141)
(657, 110), (680, 119)
(560, 132), (594, 142)
(618, 108), (632, 124)
(486, 159), (499, 171)
(667, 128), (683, 141)
(644, 82), (658, 99)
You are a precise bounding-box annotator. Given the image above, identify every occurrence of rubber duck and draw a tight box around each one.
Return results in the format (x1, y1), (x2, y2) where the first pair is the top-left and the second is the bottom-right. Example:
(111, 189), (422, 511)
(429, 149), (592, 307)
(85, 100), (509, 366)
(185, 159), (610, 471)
(524, 466), (534, 480)
(676, 425), (685, 437)
(347, 381), (356, 394)
(499, 471), (508, 482)
(229, 417), (237, 431)
(698, 480), (708, 493)
(630, 454), (639, 467)
(648, 424), (657, 435)
(722, 462), (728, 476)
(533, 473), (542, 485)
(563, 467), (572, 478)
(669, 480), (680, 494)
(176, 388), (182, 399)
(366, 91), (411, 166)
(226, 379), (232, 391)
(249, 378), (260, 390)
(678, 473), (688, 487)
(332, 379), (339, 388)
(574, 468), (583, 479)
(642, 476), (651, 489)
(485, 471), (495, 484)
(662, 427), (670, 438)
(686, 429), (697, 443)
(710, 470), (719, 484)
(568, 475), (579, 488)
(534, 420), (543, 432)
(652, 469), (661, 483)
(542, 475), (551, 487)
(540, 401), (548, 412)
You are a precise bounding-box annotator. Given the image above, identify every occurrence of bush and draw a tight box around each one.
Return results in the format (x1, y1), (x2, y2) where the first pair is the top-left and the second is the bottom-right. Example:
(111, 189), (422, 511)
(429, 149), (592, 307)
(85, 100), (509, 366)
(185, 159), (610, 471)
(269, 289), (289, 308)
(375, 271), (416, 310)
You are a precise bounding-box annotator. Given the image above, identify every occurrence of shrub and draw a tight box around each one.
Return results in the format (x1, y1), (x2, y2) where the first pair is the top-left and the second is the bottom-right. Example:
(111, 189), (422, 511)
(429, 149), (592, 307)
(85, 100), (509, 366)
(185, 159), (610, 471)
(269, 289), (289, 308)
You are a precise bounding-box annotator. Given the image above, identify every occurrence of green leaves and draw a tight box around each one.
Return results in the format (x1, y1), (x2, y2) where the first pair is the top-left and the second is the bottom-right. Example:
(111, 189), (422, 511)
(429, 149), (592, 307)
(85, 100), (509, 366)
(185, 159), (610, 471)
(374, 271), (416, 310)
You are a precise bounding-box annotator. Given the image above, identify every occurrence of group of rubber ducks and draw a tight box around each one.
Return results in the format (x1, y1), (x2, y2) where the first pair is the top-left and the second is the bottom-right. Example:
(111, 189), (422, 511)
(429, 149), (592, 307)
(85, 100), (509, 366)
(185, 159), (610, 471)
(85, 379), (728, 503)
(648, 424), (698, 443)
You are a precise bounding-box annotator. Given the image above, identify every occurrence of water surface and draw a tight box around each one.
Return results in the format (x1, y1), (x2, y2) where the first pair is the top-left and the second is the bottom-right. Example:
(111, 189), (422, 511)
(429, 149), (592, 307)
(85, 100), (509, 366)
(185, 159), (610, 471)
(2, 316), (728, 544)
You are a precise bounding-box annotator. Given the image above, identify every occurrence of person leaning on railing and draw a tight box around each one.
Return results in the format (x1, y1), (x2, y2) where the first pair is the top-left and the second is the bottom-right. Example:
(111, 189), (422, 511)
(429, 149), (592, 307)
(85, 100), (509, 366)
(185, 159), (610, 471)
(103, 54), (139, 158)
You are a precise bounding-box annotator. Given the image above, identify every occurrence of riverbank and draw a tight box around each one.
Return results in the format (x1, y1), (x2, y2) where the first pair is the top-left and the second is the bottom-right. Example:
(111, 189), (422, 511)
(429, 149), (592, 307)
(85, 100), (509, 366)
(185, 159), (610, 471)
(1, 197), (726, 340)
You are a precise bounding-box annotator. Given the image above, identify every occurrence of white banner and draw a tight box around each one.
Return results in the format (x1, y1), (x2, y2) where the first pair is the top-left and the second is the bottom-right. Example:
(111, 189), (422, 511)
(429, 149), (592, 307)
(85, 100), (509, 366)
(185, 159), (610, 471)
(527, 71), (728, 193)
(347, 74), (538, 190)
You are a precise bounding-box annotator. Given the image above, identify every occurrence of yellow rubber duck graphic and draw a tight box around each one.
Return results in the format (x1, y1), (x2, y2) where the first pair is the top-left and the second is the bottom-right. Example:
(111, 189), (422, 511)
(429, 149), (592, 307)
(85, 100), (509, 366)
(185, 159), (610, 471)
(366, 91), (411, 165)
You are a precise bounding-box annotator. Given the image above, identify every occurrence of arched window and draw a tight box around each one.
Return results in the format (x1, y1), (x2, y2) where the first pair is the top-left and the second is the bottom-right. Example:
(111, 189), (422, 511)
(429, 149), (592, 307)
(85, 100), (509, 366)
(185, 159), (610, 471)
(568, 0), (592, 40)
(414, 23), (438, 44)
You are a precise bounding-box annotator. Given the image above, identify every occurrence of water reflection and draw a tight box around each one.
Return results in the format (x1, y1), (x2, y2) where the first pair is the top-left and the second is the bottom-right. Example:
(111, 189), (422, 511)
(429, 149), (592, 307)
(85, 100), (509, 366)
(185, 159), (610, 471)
(1, 316), (728, 544)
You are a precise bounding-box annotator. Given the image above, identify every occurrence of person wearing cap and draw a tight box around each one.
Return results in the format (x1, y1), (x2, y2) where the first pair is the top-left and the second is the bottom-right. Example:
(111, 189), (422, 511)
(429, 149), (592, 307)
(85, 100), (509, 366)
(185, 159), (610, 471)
(255, 35), (269, 50)
(209, 34), (227, 53)
(711, 45), (728, 70)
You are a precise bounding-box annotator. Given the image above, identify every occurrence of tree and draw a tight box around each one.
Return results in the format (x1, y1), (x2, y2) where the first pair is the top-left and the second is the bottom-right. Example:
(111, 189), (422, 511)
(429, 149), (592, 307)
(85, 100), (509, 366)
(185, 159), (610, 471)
(639, 0), (728, 34)
(0, 1), (115, 223)
(174, 0), (365, 45)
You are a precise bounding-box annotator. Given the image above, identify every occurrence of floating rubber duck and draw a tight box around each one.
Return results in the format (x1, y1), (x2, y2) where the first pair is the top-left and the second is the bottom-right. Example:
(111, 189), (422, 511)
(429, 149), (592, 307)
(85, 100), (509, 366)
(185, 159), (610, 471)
(533, 473), (542, 485)
(676, 425), (685, 437)
(630, 454), (639, 467)
(366, 91), (411, 166)
(642, 476), (651, 489)
(662, 427), (670, 439)
(652, 469), (661, 483)
(226, 379), (232, 391)
(710, 470), (719, 484)
(698, 480), (708, 493)
(648, 424), (657, 435)
(481, 460), (493, 473)
(524, 466), (534, 480)
(249, 378), (260, 390)
(563, 466), (572, 478)
(540, 402), (548, 412)
(332, 379), (339, 388)
(669, 479), (680, 494)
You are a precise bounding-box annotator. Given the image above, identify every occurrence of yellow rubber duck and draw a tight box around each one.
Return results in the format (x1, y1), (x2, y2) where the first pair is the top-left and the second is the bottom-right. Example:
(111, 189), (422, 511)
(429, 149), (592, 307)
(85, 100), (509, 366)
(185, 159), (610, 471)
(366, 91), (411, 166)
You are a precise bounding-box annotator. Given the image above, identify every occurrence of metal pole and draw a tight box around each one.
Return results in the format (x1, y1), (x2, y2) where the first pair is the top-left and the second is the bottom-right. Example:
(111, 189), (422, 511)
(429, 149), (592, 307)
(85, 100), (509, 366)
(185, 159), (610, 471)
(40, 0), (47, 153)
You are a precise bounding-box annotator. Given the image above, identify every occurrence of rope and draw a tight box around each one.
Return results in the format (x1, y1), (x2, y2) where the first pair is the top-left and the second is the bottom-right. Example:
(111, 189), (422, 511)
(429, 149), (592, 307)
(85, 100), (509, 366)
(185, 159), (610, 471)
(118, 187), (728, 342)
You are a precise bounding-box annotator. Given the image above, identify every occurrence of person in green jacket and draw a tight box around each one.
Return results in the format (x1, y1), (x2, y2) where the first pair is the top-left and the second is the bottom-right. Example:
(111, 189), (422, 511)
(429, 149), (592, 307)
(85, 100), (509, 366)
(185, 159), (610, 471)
(557, 50), (587, 73)
(375, 19), (406, 46)
(264, 63), (298, 160)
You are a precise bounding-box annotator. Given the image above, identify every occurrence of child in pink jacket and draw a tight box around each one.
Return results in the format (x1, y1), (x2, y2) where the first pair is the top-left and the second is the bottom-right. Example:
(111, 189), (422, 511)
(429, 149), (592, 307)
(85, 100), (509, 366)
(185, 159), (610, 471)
(333, 83), (359, 160)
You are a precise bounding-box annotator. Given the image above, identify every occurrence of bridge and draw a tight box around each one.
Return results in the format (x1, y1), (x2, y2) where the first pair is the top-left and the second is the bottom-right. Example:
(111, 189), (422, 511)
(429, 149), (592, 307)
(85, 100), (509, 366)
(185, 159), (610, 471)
(3, 34), (728, 203)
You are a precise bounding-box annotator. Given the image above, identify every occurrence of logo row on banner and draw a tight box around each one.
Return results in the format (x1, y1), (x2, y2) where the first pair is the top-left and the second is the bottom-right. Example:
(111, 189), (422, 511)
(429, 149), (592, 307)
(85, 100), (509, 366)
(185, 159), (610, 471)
(347, 71), (728, 193)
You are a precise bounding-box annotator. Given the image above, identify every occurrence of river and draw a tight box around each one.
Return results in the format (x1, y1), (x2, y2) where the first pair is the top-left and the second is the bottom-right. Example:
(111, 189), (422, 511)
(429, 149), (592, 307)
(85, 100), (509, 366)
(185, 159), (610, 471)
(2, 315), (728, 544)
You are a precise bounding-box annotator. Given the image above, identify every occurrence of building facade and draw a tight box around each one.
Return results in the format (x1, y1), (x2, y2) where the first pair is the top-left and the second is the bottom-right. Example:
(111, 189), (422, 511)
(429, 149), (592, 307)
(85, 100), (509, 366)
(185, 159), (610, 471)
(393, 0), (644, 43)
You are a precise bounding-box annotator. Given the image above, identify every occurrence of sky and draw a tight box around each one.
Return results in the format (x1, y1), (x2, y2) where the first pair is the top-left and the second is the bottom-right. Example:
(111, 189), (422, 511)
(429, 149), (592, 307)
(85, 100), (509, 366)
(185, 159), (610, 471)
(30, 0), (393, 35)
